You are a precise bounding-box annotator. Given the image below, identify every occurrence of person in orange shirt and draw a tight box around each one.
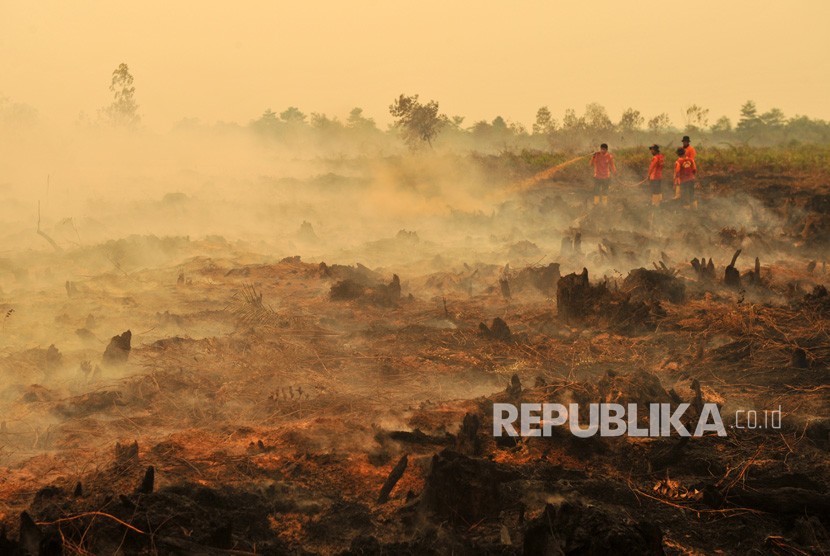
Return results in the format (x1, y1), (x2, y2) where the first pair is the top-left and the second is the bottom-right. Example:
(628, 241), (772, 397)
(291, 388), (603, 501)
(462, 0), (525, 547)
(674, 147), (697, 208)
(681, 136), (696, 160)
(647, 144), (665, 206)
(589, 143), (617, 206)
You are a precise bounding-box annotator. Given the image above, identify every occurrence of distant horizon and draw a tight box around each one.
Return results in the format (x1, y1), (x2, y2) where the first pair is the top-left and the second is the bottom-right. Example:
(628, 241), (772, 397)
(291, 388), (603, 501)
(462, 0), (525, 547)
(3, 91), (823, 136)
(2, 1), (828, 132)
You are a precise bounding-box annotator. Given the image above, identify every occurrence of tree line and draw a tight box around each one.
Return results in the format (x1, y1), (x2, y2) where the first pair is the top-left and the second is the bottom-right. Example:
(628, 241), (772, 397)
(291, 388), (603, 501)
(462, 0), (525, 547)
(4, 63), (830, 151)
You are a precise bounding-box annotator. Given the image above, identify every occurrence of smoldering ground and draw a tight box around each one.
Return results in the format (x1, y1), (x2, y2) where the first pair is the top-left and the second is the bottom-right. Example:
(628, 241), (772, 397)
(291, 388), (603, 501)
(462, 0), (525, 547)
(0, 121), (828, 554)
(0, 123), (817, 445)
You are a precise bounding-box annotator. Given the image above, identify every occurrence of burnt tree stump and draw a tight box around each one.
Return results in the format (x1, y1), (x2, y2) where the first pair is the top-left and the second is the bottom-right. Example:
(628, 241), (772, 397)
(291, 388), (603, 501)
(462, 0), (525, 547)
(103, 330), (132, 365)
(556, 268), (591, 323)
(456, 413), (482, 456)
(724, 250), (742, 288)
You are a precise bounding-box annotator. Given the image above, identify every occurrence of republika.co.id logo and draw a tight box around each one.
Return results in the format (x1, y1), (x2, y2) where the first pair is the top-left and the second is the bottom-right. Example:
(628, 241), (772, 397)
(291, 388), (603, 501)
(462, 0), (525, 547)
(492, 402), (739, 438)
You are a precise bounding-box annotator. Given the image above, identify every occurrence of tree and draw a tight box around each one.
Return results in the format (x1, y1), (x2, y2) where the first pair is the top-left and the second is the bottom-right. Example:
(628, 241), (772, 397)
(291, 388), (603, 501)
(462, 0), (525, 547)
(346, 107), (377, 130)
(583, 102), (613, 131)
(280, 106), (307, 124)
(533, 106), (557, 135)
(447, 115), (466, 131)
(491, 116), (508, 133)
(104, 63), (140, 127)
(561, 108), (585, 131)
(389, 94), (445, 148)
(760, 108), (786, 129)
(618, 108), (644, 132)
(470, 120), (491, 136)
(309, 112), (343, 131)
(684, 104), (710, 132)
(647, 113), (672, 132)
(508, 120), (528, 136)
(711, 116), (732, 133)
(737, 100), (760, 133)
(0, 96), (38, 129)
(250, 108), (280, 134)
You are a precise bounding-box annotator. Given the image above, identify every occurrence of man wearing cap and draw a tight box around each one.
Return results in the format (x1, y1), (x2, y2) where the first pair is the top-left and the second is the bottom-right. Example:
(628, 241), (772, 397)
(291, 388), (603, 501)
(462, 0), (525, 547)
(647, 144), (665, 206)
(674, 147), (697, 208)
(589, 143), (617, 206)
(681, 136), (696, 160)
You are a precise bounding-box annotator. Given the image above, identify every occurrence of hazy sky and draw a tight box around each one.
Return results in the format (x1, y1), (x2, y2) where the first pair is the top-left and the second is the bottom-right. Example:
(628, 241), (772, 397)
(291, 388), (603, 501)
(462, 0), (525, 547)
(2, 0), (828, 130)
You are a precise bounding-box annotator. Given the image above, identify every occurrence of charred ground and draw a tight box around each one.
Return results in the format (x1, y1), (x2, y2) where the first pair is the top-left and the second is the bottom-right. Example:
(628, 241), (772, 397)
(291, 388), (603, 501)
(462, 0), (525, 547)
(0, 150), (829, 555)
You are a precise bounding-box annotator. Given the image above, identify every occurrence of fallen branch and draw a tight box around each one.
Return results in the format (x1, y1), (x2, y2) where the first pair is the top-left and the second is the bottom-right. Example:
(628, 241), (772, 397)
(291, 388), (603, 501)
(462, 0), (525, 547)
(377, 454), (408, 503)
(37, 511), (146, 535)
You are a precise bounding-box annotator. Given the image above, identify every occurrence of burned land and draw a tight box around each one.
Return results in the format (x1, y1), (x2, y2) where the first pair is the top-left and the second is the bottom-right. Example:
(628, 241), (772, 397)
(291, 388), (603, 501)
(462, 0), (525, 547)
(0, 147), (829, 555)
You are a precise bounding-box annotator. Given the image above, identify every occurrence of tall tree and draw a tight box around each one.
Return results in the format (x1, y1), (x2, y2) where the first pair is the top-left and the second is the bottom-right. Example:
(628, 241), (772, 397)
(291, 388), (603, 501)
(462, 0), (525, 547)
(389, 94), (445, 148)
(737, 100), (760, 132)
(346, 107), (377, 130)
(309, 112), (343, 131)
(280, 107), (307, 124)
(583, 102), (613, 131)
(561, 108), (585, 131)
(251, 108), (280, 134)
(104, 63), (140, 127)
(618, 108), (644, 132)
(533, 106), (556, 135)
(760, 108), (786, 129)
(711, 116), (732, 133)
(684, 104), (710, 132)
(647, 113), (672, 132)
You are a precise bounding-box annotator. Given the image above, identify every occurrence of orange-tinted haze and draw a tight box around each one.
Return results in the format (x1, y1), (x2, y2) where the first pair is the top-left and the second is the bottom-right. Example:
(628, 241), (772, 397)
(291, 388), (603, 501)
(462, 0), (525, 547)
(1, 0), (829, 130)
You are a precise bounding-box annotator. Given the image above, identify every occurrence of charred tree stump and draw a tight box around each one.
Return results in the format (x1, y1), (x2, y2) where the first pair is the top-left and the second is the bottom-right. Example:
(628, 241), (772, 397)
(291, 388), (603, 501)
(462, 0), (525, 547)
(136, 465), (155, 494)
(115, 440), (139, 467)
(748, 257), (761, 286)
(724, 250), (742, 288)
(19, 512), (43, 556)
(104, 330), (132, 365)
(690, 258), (705, 282)
(480, 317), (512, 341)
(506, 373), (522, 398)
(456, 413), (482, 456)
(705, 258), (715, 280)
(556, 268), (591, 323)
(387, 274), (401, 302)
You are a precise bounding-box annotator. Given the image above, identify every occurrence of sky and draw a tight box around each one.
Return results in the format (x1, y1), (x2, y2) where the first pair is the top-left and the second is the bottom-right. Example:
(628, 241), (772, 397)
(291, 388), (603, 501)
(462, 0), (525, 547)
(2, 0), (829, 131)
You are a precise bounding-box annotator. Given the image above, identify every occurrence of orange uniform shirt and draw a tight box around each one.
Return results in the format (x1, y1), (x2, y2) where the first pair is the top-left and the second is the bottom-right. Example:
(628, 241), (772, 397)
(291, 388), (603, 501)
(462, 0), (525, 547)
(591, 151), (617, 179)
(674, 156), (697, 184)
(648, 154), (665, 180)
(683, 144), (696, 160)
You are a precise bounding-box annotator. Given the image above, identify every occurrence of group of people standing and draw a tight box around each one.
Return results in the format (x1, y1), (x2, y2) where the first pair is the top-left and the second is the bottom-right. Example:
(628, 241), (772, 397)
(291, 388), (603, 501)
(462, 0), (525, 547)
(589, 136), (698, 209)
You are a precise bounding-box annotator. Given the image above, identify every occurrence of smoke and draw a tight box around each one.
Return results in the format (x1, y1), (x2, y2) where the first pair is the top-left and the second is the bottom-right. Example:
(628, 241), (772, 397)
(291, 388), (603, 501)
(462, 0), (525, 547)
(0, 117), (816, 472)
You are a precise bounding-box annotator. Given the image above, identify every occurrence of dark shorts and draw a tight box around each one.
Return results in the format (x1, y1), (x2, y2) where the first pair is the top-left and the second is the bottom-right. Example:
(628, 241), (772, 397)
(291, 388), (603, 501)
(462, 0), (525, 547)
(593, 178), (610, 195)
(649, 179), (662, 194)
(680, 181), (695, 204)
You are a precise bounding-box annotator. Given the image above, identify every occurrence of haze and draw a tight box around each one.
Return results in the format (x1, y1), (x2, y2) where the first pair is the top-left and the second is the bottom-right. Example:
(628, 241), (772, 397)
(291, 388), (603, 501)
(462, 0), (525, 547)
(2, 0), (829, 130)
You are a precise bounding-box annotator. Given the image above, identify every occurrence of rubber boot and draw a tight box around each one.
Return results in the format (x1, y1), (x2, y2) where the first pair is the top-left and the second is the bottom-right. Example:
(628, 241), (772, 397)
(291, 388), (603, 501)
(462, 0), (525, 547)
(601, 196), (608, 206)
(651, 194), (661, 206)
(593, 195), (600, 206)
(674, 185), (680, 200)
